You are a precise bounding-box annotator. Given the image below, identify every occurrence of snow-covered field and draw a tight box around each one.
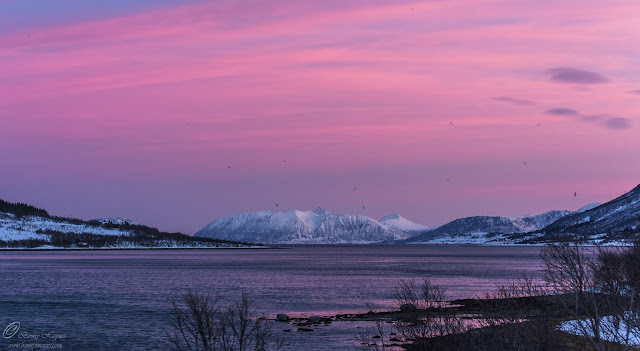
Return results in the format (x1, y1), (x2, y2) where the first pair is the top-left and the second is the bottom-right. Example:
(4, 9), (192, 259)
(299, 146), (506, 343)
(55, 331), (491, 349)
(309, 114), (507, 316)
(0, 212), (132, 241)
(559, 315), (640, 346)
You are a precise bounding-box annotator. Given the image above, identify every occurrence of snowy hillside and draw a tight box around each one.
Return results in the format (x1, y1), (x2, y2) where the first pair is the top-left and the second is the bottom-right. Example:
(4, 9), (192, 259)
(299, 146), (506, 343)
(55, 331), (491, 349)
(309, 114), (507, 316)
(93, 217), (138, 225)
(403, 188), (637, 245)
(539, 185), (640, 237)
(0, 198), (255, 249)
(195, 208), (417, 244)
(404, 210), (571, 244)
(0, 212), (132, 242)
(379, 214), (429, 232)
(577, 203), (601, 213)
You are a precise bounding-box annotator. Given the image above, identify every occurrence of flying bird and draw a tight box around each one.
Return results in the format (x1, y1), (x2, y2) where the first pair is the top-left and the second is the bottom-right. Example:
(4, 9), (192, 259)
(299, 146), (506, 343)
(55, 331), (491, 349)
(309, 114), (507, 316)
(574, 192), (577, 198)
(352, 187), (357, 191)
(228, 165), (231, 169)
(362, 206), (365, 210)
(446, 178), (451, 182)
(449, 122), (454, 126)
(523, 161), (528, 166)
(275, 203), (279, 208)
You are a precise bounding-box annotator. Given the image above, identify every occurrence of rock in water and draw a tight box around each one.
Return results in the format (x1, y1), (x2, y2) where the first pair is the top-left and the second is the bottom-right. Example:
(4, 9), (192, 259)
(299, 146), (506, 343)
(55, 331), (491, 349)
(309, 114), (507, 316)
(276, 314), (289, 322)
(400, 303), (417, 313)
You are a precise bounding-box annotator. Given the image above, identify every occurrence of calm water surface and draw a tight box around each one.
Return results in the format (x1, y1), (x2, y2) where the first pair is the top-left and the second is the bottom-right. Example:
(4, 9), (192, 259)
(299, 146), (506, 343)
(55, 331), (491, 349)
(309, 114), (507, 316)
(0, 245), (546, 350)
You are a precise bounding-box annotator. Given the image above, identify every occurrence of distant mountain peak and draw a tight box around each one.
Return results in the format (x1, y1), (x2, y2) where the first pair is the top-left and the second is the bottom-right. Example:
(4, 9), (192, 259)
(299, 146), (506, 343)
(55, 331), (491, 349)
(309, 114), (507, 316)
(379, 214), (401, 221)
(577, 203), (600, 213)
(313, 207), (329, 215)
(379, 214), (428, 232)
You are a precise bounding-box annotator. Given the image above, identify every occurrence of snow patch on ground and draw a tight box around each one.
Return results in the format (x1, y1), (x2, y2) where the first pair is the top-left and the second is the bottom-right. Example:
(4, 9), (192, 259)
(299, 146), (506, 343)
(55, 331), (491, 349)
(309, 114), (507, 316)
(559, 315), (640, 346)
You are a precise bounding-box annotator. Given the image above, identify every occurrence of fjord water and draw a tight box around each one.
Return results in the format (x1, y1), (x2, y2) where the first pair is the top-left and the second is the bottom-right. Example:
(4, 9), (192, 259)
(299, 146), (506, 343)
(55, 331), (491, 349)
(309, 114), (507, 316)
(0, 245), (545, 350)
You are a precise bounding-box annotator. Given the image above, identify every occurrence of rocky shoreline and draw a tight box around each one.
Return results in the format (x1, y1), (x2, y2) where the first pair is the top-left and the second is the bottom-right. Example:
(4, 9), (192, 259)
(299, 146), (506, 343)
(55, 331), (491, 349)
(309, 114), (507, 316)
(268, 293), (627, 351)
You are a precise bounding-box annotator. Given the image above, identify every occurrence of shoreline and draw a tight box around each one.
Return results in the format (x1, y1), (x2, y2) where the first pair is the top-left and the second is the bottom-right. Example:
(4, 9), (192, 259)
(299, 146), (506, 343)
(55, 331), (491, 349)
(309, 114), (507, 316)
(0, 246), (286, 251)
(268, 293), (624, 351)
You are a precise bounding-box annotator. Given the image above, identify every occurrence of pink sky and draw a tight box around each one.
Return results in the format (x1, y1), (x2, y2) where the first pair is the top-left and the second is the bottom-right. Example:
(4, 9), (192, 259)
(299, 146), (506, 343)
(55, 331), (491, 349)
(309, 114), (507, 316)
(1, 0), (639, 233)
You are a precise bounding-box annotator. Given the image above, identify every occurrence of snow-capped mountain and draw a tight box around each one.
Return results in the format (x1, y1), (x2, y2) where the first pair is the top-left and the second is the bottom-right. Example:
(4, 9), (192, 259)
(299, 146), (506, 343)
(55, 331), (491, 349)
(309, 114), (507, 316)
(403, 210), (572, 244)
(379, 214), (429, 232)
(195, 208), (417, 244)
(540, 185), (640, 237)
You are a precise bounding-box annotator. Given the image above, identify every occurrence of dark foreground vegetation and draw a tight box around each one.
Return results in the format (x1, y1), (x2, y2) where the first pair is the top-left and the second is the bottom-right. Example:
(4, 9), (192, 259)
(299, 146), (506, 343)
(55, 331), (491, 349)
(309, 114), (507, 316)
(167, 291), (282, 351)
(360, 241), (640, 351)
(166, 242), (640, 350)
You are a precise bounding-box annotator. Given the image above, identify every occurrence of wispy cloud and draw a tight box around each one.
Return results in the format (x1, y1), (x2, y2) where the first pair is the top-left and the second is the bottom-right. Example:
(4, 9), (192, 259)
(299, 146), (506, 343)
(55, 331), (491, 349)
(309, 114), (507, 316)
(581, 114), (606, 122)
(546, 108), (580, 116)
(546, 67), (609, 84)
(544, 109), (632, 130)
(604, 117), (632, 129)
(491, 96), (533, 105)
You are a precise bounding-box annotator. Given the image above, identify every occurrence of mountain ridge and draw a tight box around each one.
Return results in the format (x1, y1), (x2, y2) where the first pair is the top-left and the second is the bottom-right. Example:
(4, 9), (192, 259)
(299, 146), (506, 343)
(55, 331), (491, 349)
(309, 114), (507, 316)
(0, 198), (254, 249)
(538, 185), (640, 238)
(402, 209), (572, 244)
(195, 208), (422, 244)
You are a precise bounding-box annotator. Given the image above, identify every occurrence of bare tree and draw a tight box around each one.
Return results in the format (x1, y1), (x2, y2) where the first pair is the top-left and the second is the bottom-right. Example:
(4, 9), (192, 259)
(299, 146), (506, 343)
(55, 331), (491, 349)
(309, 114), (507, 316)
(392, 279), (466, 347)
(168, 290), (220, 351)
(480, 274), (560, 351)
(358, 319), (393, 351)
(542, 242), (640, 351)
(166, 291), (280, 351)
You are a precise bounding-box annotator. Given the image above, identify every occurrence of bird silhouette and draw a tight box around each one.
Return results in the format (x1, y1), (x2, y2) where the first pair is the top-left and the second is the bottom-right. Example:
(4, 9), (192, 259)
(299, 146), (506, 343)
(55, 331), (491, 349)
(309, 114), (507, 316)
(523, 161), (527, 166)
(228, 165), (231, 169)
(449, 122), (454, 126)
(574, 192), (577, 198)
(275, 203), (279, 208)
(362, 206), (365, 210)
(446, 178), (451, 182)
(353, 187), (357, 191)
